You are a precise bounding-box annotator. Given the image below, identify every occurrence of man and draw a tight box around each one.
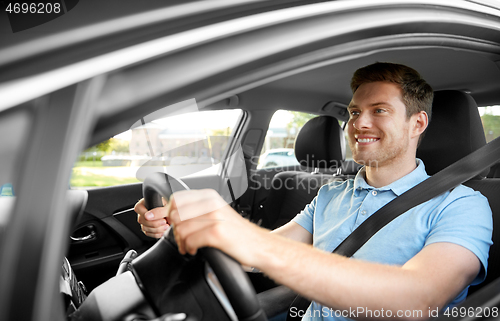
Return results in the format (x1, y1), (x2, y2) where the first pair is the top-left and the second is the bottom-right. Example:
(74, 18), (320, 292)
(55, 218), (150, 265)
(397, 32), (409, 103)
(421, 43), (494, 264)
(135, 63), (492, 320)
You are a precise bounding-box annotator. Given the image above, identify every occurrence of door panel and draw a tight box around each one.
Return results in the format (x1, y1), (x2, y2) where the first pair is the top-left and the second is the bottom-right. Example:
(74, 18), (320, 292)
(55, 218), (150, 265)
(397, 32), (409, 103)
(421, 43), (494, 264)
(67, 183), (149, 292)
(68, 166), (249, 292)
(248, 165), (303, 224)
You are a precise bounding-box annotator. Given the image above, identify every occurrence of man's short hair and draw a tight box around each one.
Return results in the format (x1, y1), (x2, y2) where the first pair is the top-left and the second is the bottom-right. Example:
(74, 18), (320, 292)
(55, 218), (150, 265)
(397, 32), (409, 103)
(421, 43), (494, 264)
(350, 62), (433, 121)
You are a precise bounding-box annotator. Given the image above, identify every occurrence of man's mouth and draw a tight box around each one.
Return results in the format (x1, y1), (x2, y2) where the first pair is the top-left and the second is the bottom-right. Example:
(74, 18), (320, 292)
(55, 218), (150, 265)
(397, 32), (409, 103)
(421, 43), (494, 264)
(356, 137), (380, 143)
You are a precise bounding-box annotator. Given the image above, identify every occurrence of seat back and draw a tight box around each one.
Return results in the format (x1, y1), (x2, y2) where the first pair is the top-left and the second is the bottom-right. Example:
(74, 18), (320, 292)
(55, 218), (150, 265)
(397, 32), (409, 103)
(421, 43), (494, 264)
(417, 90), (498, 295)
(417, 90), (487, 176)
(258, 116), (348, 229)
(463, 179), (500, 295)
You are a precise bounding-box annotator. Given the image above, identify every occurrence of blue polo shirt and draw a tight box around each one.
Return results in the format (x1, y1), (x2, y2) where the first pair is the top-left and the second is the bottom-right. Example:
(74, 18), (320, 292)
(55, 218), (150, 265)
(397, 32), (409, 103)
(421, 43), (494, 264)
(292, 160), (493, 320)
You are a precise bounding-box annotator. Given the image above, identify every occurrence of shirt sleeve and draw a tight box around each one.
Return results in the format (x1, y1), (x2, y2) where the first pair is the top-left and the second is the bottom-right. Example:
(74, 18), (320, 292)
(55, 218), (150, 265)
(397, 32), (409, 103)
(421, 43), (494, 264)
(291, 181), (347, 236)
(425, 186), (493, 285)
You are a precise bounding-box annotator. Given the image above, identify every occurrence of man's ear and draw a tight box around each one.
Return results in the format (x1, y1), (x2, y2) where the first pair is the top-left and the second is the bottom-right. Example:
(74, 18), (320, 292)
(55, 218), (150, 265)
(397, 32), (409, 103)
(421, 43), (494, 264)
(411, 111), (429, 138)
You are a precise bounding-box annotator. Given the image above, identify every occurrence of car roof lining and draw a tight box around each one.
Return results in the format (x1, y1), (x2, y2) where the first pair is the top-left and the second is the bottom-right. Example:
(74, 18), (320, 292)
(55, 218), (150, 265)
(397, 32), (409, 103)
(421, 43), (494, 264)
(88, 43), (500, 147)
(254, 46), (500, 111)
(171, 45), (500, 113)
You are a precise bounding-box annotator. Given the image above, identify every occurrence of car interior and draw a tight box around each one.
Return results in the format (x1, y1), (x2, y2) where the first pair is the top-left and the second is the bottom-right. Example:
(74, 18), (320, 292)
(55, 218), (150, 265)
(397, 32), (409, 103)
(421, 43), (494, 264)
(2, 1), (500, 321)
(66, 54), (500, 321)
(251, 89), (500, 318)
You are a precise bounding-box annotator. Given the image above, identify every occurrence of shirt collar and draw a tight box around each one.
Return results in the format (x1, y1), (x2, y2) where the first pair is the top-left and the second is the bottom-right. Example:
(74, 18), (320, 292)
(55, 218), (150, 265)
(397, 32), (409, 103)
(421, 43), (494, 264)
(353, 159), (429, 196)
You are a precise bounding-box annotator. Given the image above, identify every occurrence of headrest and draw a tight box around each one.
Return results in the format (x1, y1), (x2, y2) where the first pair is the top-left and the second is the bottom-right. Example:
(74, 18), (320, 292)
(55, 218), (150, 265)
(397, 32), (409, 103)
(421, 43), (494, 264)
(417, 90), (487, 176)
(294, 116), (345, 169)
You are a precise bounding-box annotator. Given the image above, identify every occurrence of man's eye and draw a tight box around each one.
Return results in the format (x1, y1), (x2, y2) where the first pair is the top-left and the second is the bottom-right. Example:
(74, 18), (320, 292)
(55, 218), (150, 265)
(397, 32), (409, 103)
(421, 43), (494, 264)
(375, 109), (386, 113)
(349, 110), (360, 116)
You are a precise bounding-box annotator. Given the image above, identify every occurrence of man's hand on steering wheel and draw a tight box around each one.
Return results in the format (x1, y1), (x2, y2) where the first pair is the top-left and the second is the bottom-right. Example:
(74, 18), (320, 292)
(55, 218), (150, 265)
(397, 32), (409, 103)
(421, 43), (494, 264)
(136, 188), (275, 270)
(165, 188), (271, 269)
(135, 197), (171, 239)
(133, 175), (269, 321)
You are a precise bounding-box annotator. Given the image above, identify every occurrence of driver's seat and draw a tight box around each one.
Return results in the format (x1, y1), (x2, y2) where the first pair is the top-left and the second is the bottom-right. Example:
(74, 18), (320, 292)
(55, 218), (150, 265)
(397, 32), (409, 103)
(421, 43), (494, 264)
(417, 90), (500, 296)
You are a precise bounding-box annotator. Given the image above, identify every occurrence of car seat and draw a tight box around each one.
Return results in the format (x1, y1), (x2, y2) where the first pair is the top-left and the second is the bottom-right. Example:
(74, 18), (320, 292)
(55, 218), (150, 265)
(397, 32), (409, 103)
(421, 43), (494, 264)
(256, 115), (352, 230)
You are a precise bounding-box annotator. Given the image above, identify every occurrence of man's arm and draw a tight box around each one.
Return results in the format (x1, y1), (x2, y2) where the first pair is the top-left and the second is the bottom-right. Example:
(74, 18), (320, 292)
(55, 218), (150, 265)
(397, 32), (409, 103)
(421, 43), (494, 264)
(169, 189), (481, 320)
(255, 236), (479, 318)
(272, 221), (313, 244)
(135, 197), (313, 244)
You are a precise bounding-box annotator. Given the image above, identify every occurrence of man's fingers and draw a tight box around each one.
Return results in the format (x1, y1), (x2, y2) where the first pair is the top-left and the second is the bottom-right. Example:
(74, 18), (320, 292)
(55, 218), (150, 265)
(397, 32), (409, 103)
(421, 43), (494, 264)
(179, 227), (212, 255)
(134, 198), (147, 215)
(142, 230), (165, 239)
(173, 218), (219, 255)
(135, 198), (162, 221)
(135, 197), (170, 220)
(141, 222), (170, 239)
(172, 209), (233, 254)
(169, 189), (228, 223)
(144, 206), (168, 221)
(142, 223), (170, 234)
(137, 214), (168, 227)
(168, 208), (181, 225)
(135, 197), (172, 239)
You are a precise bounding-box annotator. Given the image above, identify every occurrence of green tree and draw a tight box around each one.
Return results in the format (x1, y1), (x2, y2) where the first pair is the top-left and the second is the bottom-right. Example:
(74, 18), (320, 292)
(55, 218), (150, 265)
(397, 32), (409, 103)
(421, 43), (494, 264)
(208, 127), (231, 136)
(108, 138), (130, 153)
(95, 140), (111, 152)
(286, 111), (316, 131)
(281, 112), (316, 148)
(83, 138), (129, 154)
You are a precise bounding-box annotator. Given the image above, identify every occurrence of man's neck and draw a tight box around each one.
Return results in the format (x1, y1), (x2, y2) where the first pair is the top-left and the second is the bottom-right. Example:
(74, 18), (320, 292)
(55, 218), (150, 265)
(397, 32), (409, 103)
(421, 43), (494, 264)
(364, 156), (418, 188)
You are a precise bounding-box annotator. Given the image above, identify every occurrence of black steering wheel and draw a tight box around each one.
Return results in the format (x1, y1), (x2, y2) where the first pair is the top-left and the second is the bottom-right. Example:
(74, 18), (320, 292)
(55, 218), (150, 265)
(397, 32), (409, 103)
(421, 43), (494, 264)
(133, 172), (267, 321)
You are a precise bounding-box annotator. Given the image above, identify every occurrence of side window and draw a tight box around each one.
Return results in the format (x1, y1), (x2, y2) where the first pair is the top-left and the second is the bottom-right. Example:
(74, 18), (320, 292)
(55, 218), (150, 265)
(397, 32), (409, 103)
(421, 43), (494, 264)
(258, 110), (317, 169)
(71, 109), (243, 188)
(480, 105), (500, 142)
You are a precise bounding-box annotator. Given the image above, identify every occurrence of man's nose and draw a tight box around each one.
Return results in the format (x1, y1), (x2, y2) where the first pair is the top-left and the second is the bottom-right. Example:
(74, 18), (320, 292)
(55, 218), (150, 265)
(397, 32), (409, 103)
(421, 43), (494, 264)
(353, 112), (372, 130)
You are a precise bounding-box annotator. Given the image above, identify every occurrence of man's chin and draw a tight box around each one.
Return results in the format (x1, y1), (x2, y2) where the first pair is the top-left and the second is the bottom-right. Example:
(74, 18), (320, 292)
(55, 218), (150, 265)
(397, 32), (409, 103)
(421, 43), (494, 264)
(352, 157), (380, 168)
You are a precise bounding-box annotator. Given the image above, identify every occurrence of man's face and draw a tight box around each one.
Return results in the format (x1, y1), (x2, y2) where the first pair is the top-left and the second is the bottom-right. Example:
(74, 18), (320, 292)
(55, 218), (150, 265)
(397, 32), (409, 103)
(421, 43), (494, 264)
(347, 81), (413, 168)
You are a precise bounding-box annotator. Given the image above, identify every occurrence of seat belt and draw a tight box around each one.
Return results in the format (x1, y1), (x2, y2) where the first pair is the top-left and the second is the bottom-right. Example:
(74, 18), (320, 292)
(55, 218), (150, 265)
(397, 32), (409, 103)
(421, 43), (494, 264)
(285, 135), (500, 320)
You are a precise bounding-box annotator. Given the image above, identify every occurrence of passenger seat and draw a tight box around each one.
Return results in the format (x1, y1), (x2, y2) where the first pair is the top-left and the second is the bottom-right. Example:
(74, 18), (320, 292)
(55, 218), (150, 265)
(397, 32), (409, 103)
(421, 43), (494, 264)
(256, 116), (353, 229)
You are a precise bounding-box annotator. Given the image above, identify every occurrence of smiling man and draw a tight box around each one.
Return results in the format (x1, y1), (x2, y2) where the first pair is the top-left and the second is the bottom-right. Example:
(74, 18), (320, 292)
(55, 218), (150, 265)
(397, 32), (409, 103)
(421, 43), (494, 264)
(346, 64), (431, 188)
(135, 62), (493, 320)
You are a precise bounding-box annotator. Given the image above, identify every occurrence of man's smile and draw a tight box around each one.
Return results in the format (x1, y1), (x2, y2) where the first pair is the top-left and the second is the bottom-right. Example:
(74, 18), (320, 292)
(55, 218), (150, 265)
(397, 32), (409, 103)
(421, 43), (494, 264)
(355, 136), (380, 144)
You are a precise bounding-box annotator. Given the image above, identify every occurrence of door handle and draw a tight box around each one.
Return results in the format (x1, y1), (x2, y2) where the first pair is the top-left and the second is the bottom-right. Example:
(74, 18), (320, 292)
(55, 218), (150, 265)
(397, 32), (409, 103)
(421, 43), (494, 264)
(70, 225), (97, 243)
